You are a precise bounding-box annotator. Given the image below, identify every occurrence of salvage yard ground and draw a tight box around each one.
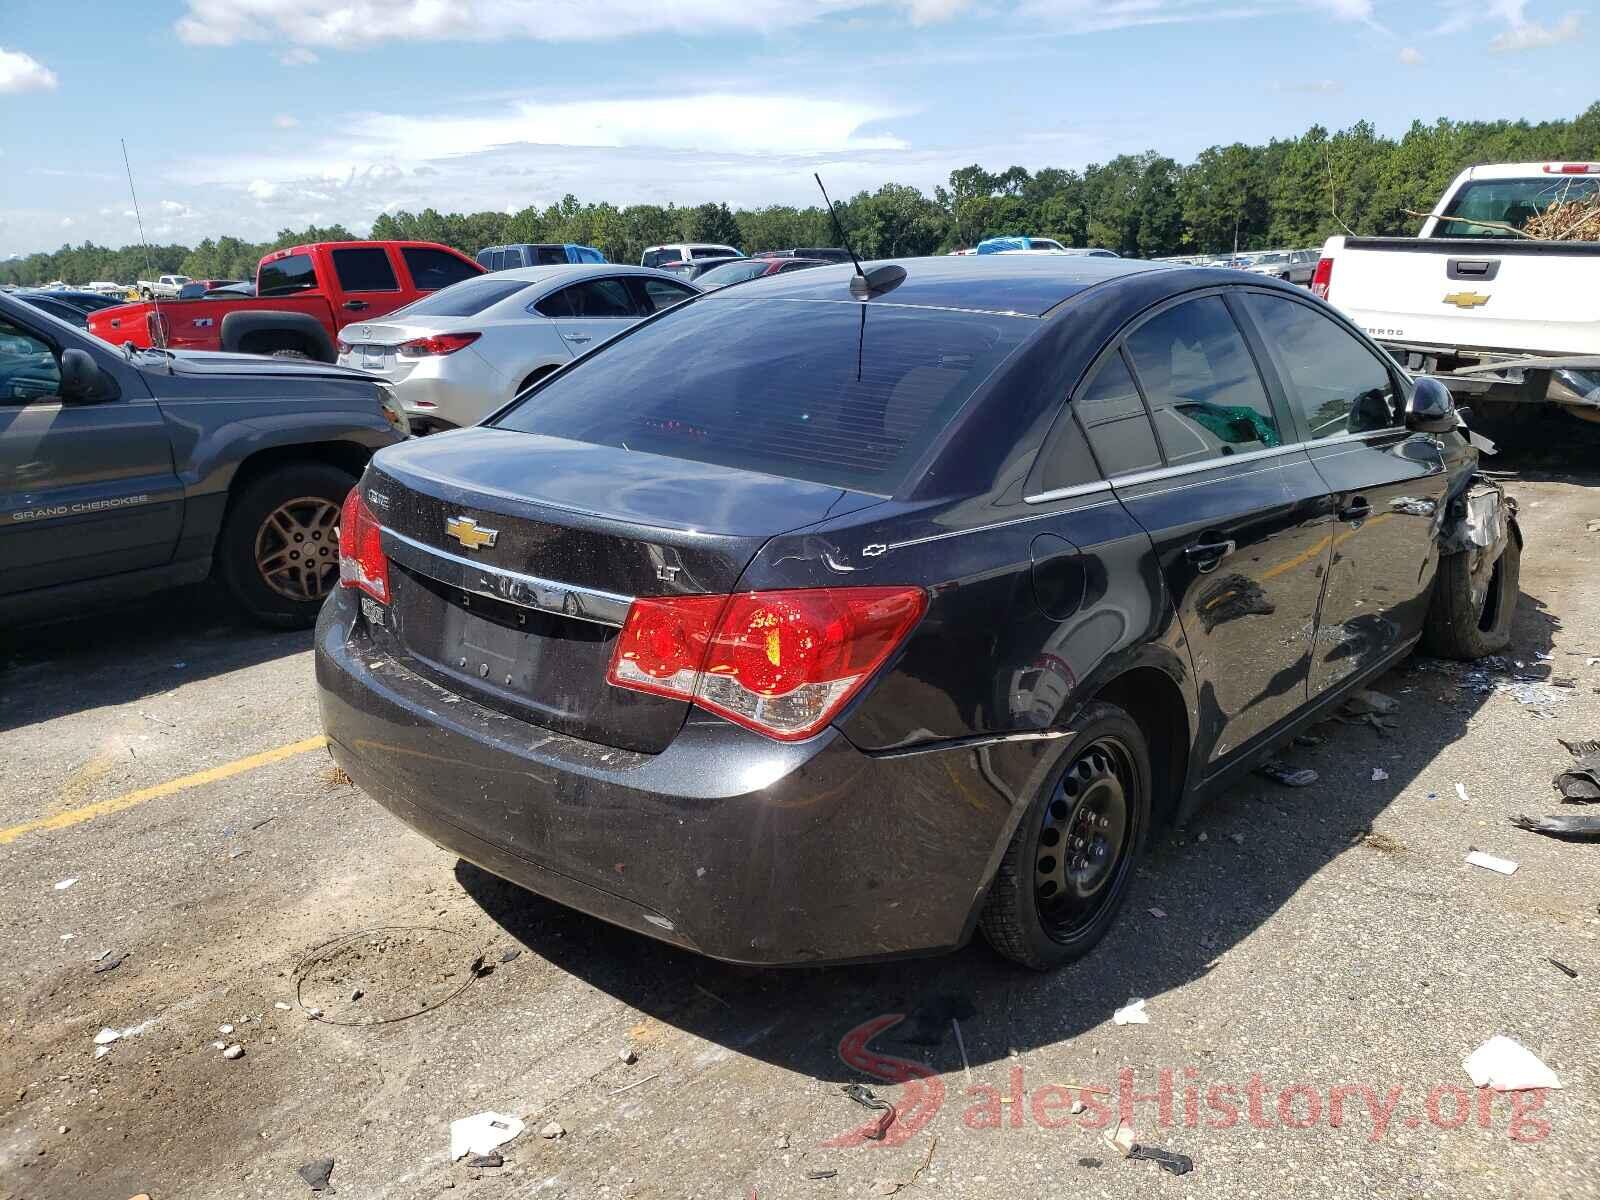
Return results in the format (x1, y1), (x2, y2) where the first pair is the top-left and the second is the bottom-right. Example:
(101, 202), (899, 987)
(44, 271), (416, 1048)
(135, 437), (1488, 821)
(3, 449), (1599, 1200)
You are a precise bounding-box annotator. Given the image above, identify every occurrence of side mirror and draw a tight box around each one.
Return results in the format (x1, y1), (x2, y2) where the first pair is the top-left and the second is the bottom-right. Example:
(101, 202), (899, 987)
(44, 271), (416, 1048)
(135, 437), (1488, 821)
(59, 347), (113, 403)
(1406, 376), (1458, 433)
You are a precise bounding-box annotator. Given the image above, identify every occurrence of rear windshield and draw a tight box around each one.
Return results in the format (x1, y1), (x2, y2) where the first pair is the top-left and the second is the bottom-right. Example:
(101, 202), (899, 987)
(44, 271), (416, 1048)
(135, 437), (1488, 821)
(1436, 176), (1600, 238)
(493, 297), (1031, 493)
(393, 278), (531, 318)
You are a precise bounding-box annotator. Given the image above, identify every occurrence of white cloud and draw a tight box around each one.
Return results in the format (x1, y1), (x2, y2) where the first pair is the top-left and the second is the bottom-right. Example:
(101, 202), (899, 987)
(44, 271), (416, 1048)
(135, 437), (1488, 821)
(246, 179), (281, 200)
(0, 47), (59, 93)
(1273, 78), (1344, 94)
(176, 0), (969, 47)
(274, 113), (299, 128)
(1490, 11), (1581, 52)
(279, 47), (319, 65)
(60, 216), (74, 228)
(1398, 45), (1423, 63)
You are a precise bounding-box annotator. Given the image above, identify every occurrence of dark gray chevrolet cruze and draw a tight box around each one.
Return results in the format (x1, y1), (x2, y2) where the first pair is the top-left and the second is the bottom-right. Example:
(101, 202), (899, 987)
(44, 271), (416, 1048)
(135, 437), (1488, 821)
(315, 255), (1518, 969)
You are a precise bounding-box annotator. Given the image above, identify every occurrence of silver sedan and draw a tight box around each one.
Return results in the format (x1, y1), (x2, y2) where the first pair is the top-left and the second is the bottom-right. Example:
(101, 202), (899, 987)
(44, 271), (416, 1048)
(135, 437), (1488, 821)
(336, 265), (700, 433)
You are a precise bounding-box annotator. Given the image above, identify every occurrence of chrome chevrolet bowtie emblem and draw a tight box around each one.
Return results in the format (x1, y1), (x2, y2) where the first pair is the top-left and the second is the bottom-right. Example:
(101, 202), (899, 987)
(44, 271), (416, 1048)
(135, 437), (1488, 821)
(445, 516), (499, 550)
(1443, 291), (1490, 309)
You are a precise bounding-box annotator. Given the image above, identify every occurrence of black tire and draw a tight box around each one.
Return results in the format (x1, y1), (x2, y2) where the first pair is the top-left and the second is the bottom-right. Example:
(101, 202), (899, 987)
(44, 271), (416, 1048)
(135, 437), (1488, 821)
(979, 701), (1153, 970)
(215, 462), (356, 628)
(269, 348), (311, 360)
(1419, 529), (1521, 659)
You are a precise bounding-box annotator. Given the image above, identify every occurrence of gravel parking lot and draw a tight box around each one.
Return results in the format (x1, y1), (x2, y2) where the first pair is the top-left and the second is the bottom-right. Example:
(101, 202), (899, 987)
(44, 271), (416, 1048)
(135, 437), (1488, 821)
(3, 450), (1598, 1200)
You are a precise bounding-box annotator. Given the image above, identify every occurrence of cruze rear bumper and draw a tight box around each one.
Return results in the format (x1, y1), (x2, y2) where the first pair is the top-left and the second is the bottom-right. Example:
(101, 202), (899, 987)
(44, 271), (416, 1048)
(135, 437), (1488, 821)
(314, 590), (1019, 965)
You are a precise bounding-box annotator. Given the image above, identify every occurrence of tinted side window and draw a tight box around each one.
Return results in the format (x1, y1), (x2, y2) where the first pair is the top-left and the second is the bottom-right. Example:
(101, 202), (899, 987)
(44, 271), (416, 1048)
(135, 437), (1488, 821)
(401, 248), (479, 292)
(635, 277), (697, 312)
(332, 247), (399, 292)
(556, 278), (639, 318)
(535, 246), (569, 266)
(1124, 295), (1281, 466)
(642, 249), (671, 269)
(1242, 293), (1400, 438)
(257, 253), (316, 296)
(0, 319), (62, 403)
(1073, 351), (1162, 478)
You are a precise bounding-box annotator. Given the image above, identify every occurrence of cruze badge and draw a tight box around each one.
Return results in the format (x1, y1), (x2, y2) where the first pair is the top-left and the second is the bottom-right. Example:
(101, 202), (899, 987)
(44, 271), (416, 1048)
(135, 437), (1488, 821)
(446, 516), (499, 550)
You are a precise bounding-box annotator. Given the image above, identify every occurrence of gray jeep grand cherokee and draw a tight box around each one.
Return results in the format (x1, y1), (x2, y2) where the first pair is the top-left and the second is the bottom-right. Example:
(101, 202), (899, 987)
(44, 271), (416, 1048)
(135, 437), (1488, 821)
(0, 292), (402, 627)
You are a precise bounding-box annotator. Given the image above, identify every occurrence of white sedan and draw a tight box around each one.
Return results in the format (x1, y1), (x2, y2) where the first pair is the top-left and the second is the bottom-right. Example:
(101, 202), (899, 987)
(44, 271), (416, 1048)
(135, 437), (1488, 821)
(336, 264), (700, 433)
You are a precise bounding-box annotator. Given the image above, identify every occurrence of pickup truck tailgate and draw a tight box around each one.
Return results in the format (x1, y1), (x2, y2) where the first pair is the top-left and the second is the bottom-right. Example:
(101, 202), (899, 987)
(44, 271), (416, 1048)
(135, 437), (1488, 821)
(1326, 238), (1600, 354)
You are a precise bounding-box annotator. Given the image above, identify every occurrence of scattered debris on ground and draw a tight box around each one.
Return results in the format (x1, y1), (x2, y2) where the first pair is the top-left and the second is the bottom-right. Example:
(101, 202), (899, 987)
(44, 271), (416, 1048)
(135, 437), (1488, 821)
(841, 1083), (896, 1140)
(296, 1157), (335, 1192)
(1511, 811), (1600, 839)
(1464, 1036), (1562, 1091)
(450, 1113), (525, 1161)
(539, 1120), (565, 1140)
(1555, 738), (1600, 801)
(1102, 1120), (1137, 1157)
(1371, 767), (1389, 782)
(1256, 759), (1318, 787)
(294, 926), (483, 1026)
(222, 1044), (244, 1060)
(54, 878), (77, 891)
(1466, 850), (1520, 875)
(1112, 999), (1150, 1026)
(1548, 958), (1579, 979)
(466, 1151), (503, 1168)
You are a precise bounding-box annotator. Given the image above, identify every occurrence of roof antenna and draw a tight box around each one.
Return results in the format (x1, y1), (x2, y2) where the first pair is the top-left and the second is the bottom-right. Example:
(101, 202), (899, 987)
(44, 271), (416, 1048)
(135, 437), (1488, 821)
(121, 138), (171, 372)
(813, 173), (905, 300)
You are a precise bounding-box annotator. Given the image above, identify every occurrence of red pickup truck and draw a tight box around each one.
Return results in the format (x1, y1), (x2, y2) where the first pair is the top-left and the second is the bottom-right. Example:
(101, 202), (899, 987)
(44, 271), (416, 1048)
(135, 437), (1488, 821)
(87, 240), (483, 362)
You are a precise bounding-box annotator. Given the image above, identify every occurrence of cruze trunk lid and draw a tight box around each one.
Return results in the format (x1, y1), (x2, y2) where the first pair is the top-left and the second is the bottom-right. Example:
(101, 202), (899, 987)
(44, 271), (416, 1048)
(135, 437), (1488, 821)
(365, 426), (860, 753)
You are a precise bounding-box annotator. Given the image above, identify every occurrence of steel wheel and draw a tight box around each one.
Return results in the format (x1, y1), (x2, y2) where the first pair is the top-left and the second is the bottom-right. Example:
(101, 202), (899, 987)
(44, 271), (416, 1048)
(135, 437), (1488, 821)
(254, 495), (341, 602)
(1033, 737), (1135, 942)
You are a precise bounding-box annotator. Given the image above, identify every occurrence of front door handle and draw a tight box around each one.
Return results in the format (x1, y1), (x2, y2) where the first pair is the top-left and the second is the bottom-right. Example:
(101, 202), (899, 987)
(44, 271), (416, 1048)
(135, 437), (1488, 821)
(342, 299), (369, 311)
(1337, 497), (1372, 523)
(1184, 538), (1236, 573)
(563, 333), (591, 343)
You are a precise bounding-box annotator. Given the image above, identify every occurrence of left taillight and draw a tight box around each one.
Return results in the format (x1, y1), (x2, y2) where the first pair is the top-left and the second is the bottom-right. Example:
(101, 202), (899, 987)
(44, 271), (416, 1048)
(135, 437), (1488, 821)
(398, 332), (480, 358)
(606, 586), (927, 742)
(146, 311), (169, 347)
(337, 486), (390, 604)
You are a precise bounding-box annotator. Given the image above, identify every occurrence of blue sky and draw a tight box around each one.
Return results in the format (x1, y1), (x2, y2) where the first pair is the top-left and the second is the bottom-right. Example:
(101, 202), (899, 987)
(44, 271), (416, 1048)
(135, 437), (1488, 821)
(0, 0), (1591, 256)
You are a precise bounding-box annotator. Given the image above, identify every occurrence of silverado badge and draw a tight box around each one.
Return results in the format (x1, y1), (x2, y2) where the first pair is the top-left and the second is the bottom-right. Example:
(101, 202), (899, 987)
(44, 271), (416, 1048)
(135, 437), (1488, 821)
(445, 516), (499, 550)
(1443, 291), (1491, 309)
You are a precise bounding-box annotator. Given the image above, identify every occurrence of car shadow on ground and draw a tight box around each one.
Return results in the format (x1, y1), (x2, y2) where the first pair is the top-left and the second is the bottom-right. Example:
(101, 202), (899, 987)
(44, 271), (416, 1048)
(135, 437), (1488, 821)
(0, 582), (310, 733)
(458, 583), (1559, 1093)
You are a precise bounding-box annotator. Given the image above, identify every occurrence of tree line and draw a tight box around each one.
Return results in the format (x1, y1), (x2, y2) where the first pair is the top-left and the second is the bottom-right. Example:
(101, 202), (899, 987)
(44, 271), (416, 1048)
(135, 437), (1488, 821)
(5, 105), (1597, 288)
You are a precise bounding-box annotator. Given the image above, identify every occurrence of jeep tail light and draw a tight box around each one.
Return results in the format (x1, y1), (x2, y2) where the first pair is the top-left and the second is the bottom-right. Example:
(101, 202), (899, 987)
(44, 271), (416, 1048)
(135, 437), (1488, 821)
(398, 332), (481, 357)
(607, 587), (927, 741)
(337, 486), (390, 604)
(146, 311), (169, 347)
(1310, 256), (1333, 299)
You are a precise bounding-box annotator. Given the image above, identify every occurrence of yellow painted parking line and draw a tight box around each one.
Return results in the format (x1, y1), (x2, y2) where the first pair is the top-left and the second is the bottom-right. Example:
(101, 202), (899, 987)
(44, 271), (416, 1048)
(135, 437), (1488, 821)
(0, 735), (328, 846)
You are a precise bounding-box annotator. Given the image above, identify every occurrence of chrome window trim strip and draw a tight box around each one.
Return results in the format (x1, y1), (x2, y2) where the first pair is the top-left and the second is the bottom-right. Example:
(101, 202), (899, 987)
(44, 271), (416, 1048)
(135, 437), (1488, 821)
(881, 495), (1120, 552)
(380, 527), (634, 627)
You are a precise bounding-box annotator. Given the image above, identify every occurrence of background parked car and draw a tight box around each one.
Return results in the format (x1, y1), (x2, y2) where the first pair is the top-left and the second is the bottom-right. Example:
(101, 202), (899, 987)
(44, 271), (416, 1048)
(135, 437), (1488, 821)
(477, 243), (606, 269)
(1247, 249), (1318, 284)
(87, 241), (483, 362)
(692, 257), (830, 290)
(657, 256), (750, 282)
(336, 264), (699, 433)
(640, 243), (740, 269)
(751, 247), (853, 263)
(137, 274), (190, 299)
(14, 289), (125, 328)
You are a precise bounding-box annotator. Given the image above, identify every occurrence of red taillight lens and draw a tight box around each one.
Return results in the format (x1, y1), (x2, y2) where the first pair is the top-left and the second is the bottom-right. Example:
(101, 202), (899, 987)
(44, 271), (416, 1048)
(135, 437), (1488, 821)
(337, 486), (390, 604)
(398, 332), (481, 357)
(607, 586), (926, 741)
(336, 337), (351, 355)
(1310, 256), (1333, 299)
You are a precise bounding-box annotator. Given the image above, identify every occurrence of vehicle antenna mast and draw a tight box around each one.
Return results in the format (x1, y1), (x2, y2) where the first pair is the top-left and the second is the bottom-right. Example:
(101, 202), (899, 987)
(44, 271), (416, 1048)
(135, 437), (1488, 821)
(813, 173), (906, 300)
(121, 138), (170, 371)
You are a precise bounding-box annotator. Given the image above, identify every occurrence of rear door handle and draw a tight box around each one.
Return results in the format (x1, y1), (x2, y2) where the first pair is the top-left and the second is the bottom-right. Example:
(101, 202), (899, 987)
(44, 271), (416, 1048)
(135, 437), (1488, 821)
(1184, 538), (1236, 573)
(342, 299), (368, 311)
(563, 333), (591, 343)
(1338, 497), (1371, 523)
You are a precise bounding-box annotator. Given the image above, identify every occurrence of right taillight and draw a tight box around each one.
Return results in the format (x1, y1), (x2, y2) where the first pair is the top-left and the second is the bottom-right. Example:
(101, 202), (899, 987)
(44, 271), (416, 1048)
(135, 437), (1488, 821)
(398, 332), (480, 357)
(1310, 256), (1333, 299)
(337, 486), (390, 604)
(607, 586), (927, 742)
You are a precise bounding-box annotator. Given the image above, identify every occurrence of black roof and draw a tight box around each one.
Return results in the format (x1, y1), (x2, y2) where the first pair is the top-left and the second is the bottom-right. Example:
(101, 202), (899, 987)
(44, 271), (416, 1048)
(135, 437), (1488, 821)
(713, 254), (1178, 318)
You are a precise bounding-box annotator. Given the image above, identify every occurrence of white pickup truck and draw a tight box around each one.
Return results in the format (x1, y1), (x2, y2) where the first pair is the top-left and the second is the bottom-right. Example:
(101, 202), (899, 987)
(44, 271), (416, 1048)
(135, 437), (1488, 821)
(137, 273), (191, 299)
(1315, 161), (1600, 433)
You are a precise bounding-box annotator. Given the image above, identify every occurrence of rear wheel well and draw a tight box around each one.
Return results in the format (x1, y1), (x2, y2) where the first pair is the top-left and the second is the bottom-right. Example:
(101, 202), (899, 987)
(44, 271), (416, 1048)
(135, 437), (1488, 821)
(516, 364), (559, 395)
(1092, 667), (1189, 829)
(238, 329), (321, 360)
